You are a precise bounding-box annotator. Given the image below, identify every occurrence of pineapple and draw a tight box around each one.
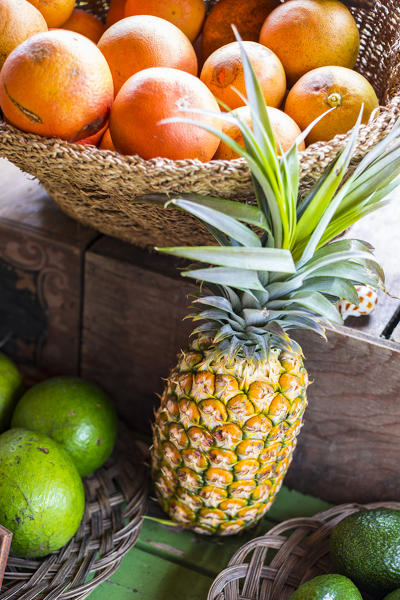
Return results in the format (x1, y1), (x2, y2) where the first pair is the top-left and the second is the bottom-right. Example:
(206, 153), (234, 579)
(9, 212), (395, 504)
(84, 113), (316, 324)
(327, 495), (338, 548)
(152, 338), (308, 535)
(151, 36), (400, 535)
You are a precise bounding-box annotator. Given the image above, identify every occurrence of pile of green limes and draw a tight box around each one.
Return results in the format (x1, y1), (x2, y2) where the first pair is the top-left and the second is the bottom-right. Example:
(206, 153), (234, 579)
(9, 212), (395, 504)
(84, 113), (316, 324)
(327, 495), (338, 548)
(0, 353), (117, 558)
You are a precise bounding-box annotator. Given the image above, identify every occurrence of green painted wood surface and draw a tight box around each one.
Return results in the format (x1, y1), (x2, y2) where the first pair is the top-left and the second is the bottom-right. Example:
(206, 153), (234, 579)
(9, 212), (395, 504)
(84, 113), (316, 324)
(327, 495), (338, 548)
(88, 549), (212, 600)
(88, 486), (331, 600)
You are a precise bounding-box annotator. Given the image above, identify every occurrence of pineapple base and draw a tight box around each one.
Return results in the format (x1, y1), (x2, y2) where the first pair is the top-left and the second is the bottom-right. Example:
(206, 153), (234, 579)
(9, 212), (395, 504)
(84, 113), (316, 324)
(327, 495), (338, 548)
(151, 338), (309, 536)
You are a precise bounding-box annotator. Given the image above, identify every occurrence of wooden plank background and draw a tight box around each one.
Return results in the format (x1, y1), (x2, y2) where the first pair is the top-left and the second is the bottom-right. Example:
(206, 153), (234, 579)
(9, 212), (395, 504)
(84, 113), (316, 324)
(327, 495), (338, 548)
(81, 238), (193, 431)
(0, 159), (399, 505)
(79, 187), (400, 503)
(342, 199), (400, 337)
(287, 328), (400, 503)
(0, 160), (97, 379)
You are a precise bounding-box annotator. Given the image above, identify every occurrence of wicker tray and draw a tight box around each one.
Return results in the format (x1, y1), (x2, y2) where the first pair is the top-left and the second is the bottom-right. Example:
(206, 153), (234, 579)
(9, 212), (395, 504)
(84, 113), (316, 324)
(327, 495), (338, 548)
(207, 501), (400, 600)
(0, 440), (148, 600)
(0, 0), (399, 248)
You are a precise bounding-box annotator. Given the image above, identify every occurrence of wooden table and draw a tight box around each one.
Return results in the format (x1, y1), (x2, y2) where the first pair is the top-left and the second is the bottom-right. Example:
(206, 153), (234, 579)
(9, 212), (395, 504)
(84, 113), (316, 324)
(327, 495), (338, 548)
(87, 486), (330, 600)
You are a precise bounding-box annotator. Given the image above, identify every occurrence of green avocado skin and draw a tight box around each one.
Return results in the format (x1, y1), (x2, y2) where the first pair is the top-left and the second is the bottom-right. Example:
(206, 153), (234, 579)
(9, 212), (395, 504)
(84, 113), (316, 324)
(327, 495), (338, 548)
(384, 591), (400, 600)
(330, 509), (400, 598)
(289, 574), (362, 599)
(0, 428), (85, 558)
(0, 353), (23, 432)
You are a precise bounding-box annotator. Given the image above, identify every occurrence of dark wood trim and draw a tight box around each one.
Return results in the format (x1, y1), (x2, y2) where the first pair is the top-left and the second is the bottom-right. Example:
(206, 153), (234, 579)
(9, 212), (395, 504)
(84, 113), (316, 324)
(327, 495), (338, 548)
(0, 526), (12, 590)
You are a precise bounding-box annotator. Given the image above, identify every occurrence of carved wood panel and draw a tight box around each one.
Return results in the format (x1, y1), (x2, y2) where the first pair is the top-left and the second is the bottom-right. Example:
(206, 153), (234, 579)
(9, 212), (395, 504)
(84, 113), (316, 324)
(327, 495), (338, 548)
(0, 160), (97, 376)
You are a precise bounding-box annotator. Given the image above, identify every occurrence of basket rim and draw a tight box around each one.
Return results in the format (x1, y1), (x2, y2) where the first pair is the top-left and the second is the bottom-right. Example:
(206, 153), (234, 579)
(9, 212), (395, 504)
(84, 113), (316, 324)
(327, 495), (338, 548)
(0, 98), (397, 170)
(1, 440), (148, 600)
(207, 500), (400, 600)
(1, 0), (400, 248)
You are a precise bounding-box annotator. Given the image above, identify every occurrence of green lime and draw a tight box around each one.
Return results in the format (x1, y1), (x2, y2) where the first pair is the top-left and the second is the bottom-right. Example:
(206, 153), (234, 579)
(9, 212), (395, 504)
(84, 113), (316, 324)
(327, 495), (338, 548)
(384, 591), (400, 600)
(11, 376), (117, 477)
(0, 353), (23, 432)
(289, 574), (362, 599)
(0, 428), (85, 558)
(330, 508), (400, 597)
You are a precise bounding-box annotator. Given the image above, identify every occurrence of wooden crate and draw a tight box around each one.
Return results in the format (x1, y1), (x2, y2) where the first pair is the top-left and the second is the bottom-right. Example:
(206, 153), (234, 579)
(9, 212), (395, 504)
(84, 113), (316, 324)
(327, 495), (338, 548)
(0, 160), (97, 381)
(80, 186), (400, 504)
(285, 201), (400, 503)
(81, 238), (192, 431)
(392, 313), (400, 343)
(286, 326), (400, 503)
(1, 159), (400, 504)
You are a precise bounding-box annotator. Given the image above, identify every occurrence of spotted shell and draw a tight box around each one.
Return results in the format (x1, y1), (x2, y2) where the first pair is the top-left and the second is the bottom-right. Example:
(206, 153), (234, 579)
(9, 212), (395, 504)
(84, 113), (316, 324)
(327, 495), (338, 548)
(337, 285), (378, 319)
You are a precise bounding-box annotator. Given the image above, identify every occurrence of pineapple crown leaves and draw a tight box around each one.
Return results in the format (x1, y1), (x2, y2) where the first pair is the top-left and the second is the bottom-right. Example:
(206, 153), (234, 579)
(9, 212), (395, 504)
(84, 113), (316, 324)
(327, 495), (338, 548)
(156, 30), (400, 358)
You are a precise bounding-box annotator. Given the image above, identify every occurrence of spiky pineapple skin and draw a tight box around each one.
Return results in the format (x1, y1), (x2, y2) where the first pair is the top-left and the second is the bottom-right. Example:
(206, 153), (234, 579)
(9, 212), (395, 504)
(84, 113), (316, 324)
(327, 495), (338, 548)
(151, 337), (309, 535)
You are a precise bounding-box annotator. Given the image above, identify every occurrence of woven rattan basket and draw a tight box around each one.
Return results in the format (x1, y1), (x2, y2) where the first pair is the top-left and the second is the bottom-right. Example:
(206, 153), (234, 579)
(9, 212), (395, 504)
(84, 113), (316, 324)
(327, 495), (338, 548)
(0, 439), (148, 600)
(1, 0), (399, 247)
(207, 501), (400, 600)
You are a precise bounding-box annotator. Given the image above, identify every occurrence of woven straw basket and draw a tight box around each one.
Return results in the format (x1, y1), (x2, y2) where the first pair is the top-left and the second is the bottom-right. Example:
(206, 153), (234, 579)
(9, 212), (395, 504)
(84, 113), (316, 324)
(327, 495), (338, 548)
(0, 440), (148, 600)
(1, 0), (400, 247)
(207, 501), (400, 600)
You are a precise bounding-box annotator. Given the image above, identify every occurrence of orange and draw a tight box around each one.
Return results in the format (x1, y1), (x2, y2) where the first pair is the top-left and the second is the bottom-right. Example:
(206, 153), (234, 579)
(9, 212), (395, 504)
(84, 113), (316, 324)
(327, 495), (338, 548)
(259, 0), (360, 85)
(61, 8), (105, 43)
(27, 0), (75, 27)
(0, 30), (114, 141)
(200, 41), (286, 111)
(284, 66), (379, 144)
(214, 105), (305, 159)
(76, 120), (109, 146)
(201, 0), (279, 62)
(98, 15), (198, 96)
(106, 0), (126, 27)
(124, 0), (205, 42)
(0, 0), (47, 70)
(109, 66), (221, 160)
(193, 32), (203, 65)
(99, 128), (116, 151)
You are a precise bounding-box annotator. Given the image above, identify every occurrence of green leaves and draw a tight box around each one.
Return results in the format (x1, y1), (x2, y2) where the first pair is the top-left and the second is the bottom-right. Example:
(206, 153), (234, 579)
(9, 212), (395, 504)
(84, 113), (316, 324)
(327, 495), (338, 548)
(181, 267), (266, 291)
(233, 24), (275, 156)
(294, 110), (363, 264)
(158, 246), (295, 272)
(154, 32), (400, 357)
(310, 260), (380, 287)
(172, 194), (269, 230)
(272, 290), (344, 324)
(300, 277), (360, 304)
(295, 117), (400, 261)
(233, 29), (292, 249)
(166, 198), (262, 247)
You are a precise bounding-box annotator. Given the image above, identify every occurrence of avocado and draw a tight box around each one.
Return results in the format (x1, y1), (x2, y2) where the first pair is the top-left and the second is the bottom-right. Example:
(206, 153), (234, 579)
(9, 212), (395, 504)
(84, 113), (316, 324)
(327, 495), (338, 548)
(0, 353), (23, 432)
(330, 508), (400, 598)
(289, 574), (362, 599)
(384, 591), (400, 600)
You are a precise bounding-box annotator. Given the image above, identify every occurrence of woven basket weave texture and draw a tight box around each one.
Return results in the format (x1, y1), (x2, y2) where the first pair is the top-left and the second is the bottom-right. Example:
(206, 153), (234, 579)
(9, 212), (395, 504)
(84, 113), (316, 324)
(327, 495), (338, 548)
(207, 501), (400, 600)
(0, 440), (148, 600)
(0, 0), (399, 247)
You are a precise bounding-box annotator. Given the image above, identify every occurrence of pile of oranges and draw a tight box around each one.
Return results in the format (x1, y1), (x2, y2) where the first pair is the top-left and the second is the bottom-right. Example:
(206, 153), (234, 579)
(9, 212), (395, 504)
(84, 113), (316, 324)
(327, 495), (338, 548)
(0, 0), (380, 162)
